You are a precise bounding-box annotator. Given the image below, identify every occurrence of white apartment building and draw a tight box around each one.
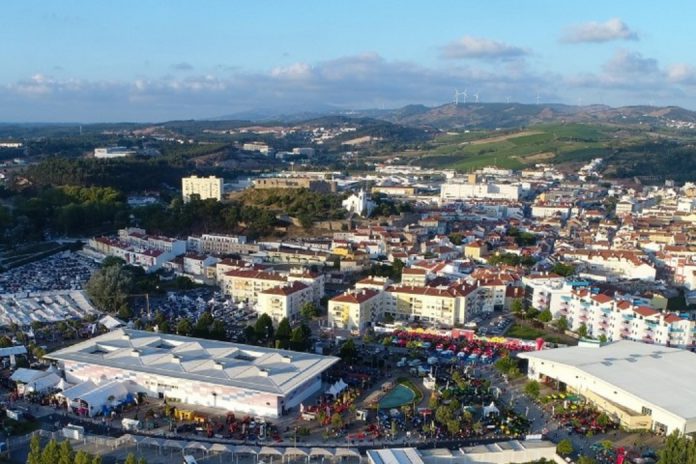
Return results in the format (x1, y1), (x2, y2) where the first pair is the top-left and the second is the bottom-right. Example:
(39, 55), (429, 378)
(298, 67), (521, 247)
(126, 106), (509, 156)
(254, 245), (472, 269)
(551, 288), (696, 348)
(182, 175), (223, 202)
(187, 233), (249, 255)
(242, 142), (272, 155)
(220, 269), (288, 303)
(287, 268), (325, 304)
(383, 283), (481, 327)
(94, 147), (136, 158)
(182, 253), (219, 277)
(257, 281), (313, 324)
(522, 273), (567, 311)
(88, 228), (186, 273)
(328, 288), (384, 334)
(564, 250), (656, 281)
(440, 181), (520, 202)
(531, 203), (573, 219)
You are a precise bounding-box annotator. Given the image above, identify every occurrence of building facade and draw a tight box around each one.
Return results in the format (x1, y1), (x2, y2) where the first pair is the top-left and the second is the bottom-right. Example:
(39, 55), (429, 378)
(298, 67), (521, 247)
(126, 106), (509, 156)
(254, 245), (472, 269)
(182, 175), (223, 202)
(47, 329), (338, 418)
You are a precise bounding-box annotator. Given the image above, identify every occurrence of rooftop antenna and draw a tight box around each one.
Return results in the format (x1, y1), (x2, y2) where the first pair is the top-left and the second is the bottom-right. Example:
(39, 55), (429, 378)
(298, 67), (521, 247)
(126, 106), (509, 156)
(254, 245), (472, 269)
(454, 88), (467, 105)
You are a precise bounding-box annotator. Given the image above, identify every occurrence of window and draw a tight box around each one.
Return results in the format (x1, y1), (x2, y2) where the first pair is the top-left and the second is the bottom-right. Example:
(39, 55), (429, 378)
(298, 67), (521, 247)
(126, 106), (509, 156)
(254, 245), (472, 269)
(641, 406), (652, 416)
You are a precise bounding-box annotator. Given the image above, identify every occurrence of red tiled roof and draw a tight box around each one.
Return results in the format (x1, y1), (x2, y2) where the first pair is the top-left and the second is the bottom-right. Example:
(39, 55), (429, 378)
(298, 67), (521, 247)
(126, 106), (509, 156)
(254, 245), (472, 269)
(331, 288), (381, 304)
(261, 281), (309, 296)
(634, 306), (658, 317)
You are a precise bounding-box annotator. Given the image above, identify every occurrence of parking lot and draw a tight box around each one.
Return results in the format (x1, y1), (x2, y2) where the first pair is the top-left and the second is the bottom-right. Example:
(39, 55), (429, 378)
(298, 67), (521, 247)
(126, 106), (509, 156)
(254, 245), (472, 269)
(133, 289), (258, 341)
(471, 313), (514, 337)
(0, 251), (98, 294)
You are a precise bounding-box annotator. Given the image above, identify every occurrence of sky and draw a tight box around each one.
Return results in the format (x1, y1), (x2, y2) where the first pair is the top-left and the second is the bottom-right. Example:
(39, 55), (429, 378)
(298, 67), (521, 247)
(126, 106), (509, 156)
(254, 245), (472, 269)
(2, 0), (696, 122)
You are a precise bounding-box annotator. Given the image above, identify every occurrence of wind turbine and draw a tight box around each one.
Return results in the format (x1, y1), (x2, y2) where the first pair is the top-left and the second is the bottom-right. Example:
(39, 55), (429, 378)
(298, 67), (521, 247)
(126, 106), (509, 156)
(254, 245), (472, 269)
(474, 92), (480, 104)
(454, 88), (467, 105)
(506, 96), (511, 103)
(536, 93), (540, 105)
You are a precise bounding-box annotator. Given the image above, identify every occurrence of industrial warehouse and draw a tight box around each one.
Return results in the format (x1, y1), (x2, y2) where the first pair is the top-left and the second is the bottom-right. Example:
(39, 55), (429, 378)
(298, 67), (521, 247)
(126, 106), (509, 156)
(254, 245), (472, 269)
(518, 340), (696, 435)
(46, 328), (339, 418)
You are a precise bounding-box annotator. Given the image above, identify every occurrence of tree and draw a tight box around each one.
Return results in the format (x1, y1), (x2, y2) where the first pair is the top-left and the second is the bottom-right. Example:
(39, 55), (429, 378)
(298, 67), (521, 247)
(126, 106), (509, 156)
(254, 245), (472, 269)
(58, 440), (74, 464)
(511, 299), (524, 316)
(525, 307), (540, 320)
(556, 439), (574, 456)
(578, 323), (588, 338)
(255, 314), (274, 341)
(446, 418), (461, 435)
(300, 302), (318, 320)
(339, 339), (357, 362)
(556, 316), (569, 332)
(577, 457), (597, 464)
(27, 434), (42, 464)
(275, 318), (291, 349)
(290, 327), (308, 351)
(330, 413), (343, 430)
(41, 439), (60, 464)
(538, 309), (552, 323)
(176, 318), (192, 336)
(551, 262), (576, 277)
(658, 431), (696, 464)
(599, 334), (608, 343)
(101, 256), (125, 268)
(85, 262), (135, 315)
(243, 325), (256, 343)
(74, 450), (91, 464)
(391, 258), (404, 280)
(91, 455), (102, 464)
(524, 380), (540, 399)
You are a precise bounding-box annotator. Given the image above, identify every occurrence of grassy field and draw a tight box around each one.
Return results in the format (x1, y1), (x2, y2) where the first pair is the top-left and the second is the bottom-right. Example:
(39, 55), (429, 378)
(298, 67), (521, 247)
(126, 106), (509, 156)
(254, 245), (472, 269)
(506, 322), (577, 346)
(394, 123), (620, 171)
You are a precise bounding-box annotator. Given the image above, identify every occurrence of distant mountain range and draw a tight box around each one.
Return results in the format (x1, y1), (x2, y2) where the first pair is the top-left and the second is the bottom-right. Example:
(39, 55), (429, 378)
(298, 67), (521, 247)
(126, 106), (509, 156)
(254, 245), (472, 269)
(212, 102), (696, 130)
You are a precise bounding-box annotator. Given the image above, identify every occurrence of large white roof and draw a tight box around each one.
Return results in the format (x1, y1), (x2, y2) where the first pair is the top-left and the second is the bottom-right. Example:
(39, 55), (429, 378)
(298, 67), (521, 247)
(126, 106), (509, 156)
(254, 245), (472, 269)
(519, 340), (696, 420)
(47, 328), (339, 396)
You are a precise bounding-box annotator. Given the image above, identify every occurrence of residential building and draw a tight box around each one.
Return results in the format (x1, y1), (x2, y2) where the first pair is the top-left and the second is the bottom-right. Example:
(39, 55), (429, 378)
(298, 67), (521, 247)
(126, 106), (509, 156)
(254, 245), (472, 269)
(182, 175), (223, 202)
(220, 269), (287, 303)
(257, 281), (313, 323)
(328, 288), (384, 334)
(564, 250), (656, 281)
(440, 178), (520, 202)
(94, 147), (136, 159)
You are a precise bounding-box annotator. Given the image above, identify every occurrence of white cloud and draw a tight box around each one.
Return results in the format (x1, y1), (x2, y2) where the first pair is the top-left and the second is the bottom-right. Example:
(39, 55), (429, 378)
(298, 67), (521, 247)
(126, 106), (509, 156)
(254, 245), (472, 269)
(561, 18), (639, 44)
(3, 50), (696, 122)
(440, 36), (529, 59)
(603, 49), (658, 75)
(667, 63), (696, 85)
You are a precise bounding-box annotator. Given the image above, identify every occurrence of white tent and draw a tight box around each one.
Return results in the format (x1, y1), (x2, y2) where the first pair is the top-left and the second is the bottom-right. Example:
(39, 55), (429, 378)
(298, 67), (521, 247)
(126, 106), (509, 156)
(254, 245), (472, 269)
(79, 381), (129, 417)
(99, 315), (125, 330)
(326, 378), (348, 397)
(483, 401), (500, 417)
(56, 380), (97, 405)
(10, 368), (48, 384)
(25, 372), (62, 393)
(54, 378), (73, 392)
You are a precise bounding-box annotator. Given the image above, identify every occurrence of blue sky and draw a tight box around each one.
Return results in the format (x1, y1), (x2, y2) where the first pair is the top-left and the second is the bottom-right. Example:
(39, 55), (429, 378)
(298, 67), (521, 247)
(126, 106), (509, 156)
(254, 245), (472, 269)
(2, 0), (696, 121)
